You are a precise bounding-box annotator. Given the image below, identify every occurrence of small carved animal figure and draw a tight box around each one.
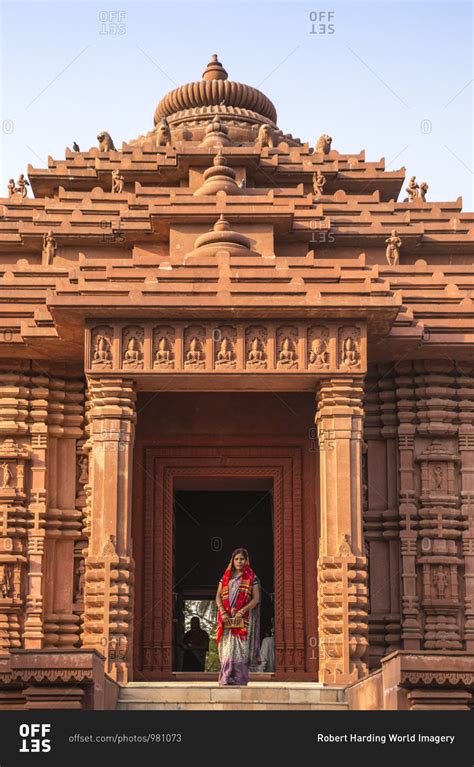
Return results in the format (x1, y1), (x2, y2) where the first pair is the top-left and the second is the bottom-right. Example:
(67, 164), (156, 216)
(97, 131), (116, 151)
(257, 124), (274, 149)
(419, 180), (429, 202)
(315, 134), (332, 154)
(7, 178), (15, 197)
(156, 118), (171, 147)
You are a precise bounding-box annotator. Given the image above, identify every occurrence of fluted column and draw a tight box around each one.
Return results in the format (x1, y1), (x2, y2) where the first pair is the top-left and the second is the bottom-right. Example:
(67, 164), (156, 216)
(82, 377), (136, 683)
(316, 376), (369, 684)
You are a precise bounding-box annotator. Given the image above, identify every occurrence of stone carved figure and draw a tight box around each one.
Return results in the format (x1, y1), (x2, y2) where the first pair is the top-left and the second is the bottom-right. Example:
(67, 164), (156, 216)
(154, 336), (173, 368)
(1, 462), (12, 488)
(385, 229), (401, 266)
(341, 336), (359, 368)
(247, 337), (266, 368)
(315, 134), (332, 155)
(75, 560), (85, 601)
(256, 124), (275, 149)
(277, 337), (297, 368)
(42, 230), (57, 265)
(111, 168), (124, 193)
(16, 174), (30, 198)
(312, 170), (326, 196)
(420, 181), (429, 202)
(406, 175), (419, 201)
(433, 464), (443, 490)
(7, 179), (15, 198)
(433, 566), (448, 599)
(97, 131), (116, 152)
(157, 118), (171, 146)
(77, 455), (88, 487)
(309, 338), (328, 368)
(92, 335), (112, 367)
(185, 336), (205, 367)
(0, 564), (13, 598)
(123, 336), (142, 368)
(215, 337), (235, 366)
(339, 534), (353, 556)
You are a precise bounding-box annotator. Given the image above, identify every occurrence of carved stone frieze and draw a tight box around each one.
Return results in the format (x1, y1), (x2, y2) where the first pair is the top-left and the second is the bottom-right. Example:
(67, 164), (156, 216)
(86, 320), (367, 376)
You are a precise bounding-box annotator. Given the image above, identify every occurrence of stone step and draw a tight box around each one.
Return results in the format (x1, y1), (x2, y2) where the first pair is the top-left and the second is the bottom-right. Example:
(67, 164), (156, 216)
(117, 682), (348, 710)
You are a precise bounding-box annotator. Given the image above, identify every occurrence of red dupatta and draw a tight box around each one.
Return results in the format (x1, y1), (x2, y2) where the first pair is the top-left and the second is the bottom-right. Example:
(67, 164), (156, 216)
(216, 559), (255, 644)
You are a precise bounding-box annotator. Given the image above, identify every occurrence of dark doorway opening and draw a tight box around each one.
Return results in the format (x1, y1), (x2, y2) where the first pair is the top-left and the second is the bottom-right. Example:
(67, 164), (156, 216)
(173, 488), (274, 674)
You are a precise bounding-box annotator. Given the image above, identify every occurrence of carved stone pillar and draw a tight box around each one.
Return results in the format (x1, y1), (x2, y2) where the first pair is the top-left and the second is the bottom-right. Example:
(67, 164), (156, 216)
(364, 364), (401, 668)
(316, 376), (369, 684)
(457, 368), (474, 650)
(82, 377), (136, 683)
(395, 362), (422, 649)
(0, 371), (30, 658)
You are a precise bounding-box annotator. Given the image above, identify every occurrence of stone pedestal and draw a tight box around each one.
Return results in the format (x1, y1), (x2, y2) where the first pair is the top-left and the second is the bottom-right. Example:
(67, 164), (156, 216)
(316, 376), (369, 684)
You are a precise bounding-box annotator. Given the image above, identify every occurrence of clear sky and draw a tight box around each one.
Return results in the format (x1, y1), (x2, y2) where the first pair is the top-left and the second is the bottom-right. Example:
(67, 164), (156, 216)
(1, 0), (473, 207)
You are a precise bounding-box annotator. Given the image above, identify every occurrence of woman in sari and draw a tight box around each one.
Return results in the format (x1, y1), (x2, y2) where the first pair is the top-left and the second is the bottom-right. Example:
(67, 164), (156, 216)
(216, 547), (261, 686)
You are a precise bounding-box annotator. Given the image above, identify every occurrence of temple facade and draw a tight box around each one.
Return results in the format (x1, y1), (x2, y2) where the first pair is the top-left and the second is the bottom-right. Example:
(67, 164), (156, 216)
(0, 55), (473, 710)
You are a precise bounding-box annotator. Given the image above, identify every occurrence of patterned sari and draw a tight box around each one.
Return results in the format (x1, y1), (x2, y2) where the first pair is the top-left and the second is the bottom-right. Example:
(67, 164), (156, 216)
(216, 561), (261, 685)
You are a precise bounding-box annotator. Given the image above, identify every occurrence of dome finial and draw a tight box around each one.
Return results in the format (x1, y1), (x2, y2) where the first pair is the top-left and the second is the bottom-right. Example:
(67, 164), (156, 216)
(202, 54), (228, 81)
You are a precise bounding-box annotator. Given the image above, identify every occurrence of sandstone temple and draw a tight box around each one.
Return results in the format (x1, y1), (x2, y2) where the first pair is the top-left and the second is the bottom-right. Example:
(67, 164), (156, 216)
(0, 55), (473, 711)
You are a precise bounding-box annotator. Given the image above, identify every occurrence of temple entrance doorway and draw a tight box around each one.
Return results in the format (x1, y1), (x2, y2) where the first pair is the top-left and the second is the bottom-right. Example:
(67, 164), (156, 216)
(132, 391), (319, 682)
(172, 483), (274, 676)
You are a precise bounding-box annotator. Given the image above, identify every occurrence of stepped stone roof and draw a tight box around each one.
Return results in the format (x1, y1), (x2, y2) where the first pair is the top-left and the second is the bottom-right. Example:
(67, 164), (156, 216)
(0, 56), (473, 365)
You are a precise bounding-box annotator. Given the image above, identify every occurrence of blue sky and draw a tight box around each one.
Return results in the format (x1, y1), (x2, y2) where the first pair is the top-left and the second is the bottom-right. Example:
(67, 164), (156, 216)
(1, 1), (473, 207)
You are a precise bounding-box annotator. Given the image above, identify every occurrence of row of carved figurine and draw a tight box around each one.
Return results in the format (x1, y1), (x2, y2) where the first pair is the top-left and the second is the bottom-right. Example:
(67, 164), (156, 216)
(91, 328), (361, 370)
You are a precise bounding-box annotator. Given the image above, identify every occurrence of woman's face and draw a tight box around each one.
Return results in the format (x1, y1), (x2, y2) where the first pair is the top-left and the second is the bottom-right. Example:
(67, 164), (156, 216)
(233, 553), (247, 571)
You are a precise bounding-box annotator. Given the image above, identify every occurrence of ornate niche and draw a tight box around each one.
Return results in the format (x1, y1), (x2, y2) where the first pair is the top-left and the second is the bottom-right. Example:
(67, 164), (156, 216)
(153, 326), (175, 370)
(214, 325), (237, 369)
(276, 325), (299, 369)
(416, 439), (462, 649)
(122, 325), (144, 370)
(184, 325), (206, 369)
(338, 325), (361, 370)
(245, 325), (268, 369)
(91, 325), (113, 369)
(308, 325), (330, 370)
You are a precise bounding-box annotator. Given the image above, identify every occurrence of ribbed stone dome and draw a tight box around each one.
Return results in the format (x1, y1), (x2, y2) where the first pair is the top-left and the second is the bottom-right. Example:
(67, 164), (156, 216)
(153, 55), (277, 127)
